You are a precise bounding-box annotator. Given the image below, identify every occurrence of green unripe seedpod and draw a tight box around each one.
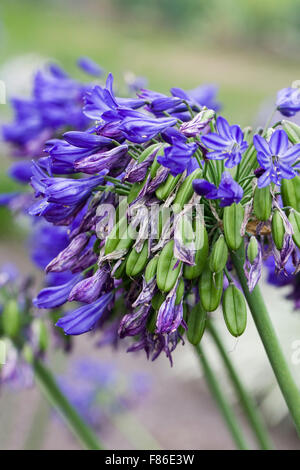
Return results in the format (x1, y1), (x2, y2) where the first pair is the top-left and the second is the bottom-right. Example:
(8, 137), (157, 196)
(183, 215), (208, 280)
(288, 210), (300, 249)
(247, 236), (259, 263)
(222, 285), (247, 337)
(126, 242), (149, 277)
(281, 176), (300, 212)
(151, 291), (165, 311)
(187, 302), (207, 345)
(271, 210), (285, 250)
(253, 186), (272, 221)
(199, 268), (223, 312)
(209, 234), (228, 273)
(157, 240), (182, 292)
(2, 299), (21, 339)
(173, 169), (202, 214)
(223, 203), (244, 251)
(175, 278), (185, 305)
(145, 256), (159, 283)
(155, 174), (181, 201)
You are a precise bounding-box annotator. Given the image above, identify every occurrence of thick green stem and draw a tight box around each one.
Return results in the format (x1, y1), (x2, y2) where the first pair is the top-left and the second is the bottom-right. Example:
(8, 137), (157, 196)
(231, 244), (300, 437)
(33, 358), (103, 450)
(207, 321), (273, 449)
(194, 344), (249, 450)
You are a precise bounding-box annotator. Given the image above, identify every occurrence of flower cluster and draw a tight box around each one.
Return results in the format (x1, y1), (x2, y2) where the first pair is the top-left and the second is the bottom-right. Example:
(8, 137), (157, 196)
(3, 62), (300, 365)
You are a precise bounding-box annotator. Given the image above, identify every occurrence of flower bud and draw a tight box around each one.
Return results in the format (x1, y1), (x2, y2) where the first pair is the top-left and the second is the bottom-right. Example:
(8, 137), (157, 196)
(288, 210), (300, 249)
(2, 299), (21, 339)
(223, 203), (244, 251)
(209, 234), (228, 273)
(247, 236), (259, 264)
(281, 176), (300, 212)
(282, 120), (300, 144)
(187, 302), (207, 345)
(222, 285), (247, 337)
(253, 186), (272, 221)
(199, 268), (223, 312)
(272, 210), (285, 250)
(32, 319), (49, 353)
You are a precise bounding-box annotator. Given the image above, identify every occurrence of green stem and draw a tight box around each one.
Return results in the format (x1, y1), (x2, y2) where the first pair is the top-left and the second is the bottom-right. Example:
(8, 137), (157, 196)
(194, 344), (249, 450)
(207, 321), (273, 449)
(33, 358), (103, 450)
(231, 244), (300, 437)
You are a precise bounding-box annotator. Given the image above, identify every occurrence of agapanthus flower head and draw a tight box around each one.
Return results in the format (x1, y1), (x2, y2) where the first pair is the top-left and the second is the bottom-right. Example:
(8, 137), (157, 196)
(201, 116), (248, 168)
(253, 129), (300, 187)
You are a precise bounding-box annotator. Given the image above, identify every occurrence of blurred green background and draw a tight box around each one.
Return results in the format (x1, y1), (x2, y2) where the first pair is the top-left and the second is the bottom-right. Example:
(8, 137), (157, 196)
(0, 0), (299, 238)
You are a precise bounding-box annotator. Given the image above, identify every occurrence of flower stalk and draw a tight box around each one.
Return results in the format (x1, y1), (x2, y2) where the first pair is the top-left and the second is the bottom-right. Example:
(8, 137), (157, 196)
(231, 243), (300, 437)
(207, 320), (273, 449)
(32, 357), (103, 450)
(194, 344), (249, 450)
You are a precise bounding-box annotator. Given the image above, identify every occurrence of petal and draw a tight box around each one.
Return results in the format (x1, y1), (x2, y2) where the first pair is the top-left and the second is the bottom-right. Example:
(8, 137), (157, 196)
(282, 143), (300, 164)
(230, 125), (243, 144)
(216, 116), (232, 139)
(257, 151), (272, 170)
(269, 129), (289, 156)
(257, 170), (271, 188)
(202, 133), (229, 150)
(253, 134), (271, 156)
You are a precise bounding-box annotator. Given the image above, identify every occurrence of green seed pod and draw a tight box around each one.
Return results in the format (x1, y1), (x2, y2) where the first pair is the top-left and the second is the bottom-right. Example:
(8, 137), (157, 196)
(281, 176), (300, 212)
(138, 143), (161, 163)
(187, 302), (207, 345)
(157, 240), (182, 292)
(151, 291), (165, 311)
(105, 215), (135, 255)
(2, 299), (20, 339)
(271, 210), (285, 250)
(288, 210), (300, 249)
(223, 203), (244, 251)
(199, 268), (223, 312)
(33, 319), (49, 353)
(253, 186), (272, 221)
(150, 144), (167, 178)
(173, 169), (202, 213)
(222, 285), (247, 337)
(127, 180), (146, 204)
(183, 215), (208, 280)
(209, 234), (228, 273)
(282, 120), (300, 144)
(113, 256), (128, 279)
(175, 278), (185, 305)
(247, 236), (259, 263)
(145, 256), (159, 283)
(126, 242), (149, 277)
(155, 174), (181, 201)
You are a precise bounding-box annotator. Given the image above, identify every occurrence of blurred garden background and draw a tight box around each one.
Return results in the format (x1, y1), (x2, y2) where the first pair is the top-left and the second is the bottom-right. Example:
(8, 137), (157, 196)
(0, 0), (300, 450)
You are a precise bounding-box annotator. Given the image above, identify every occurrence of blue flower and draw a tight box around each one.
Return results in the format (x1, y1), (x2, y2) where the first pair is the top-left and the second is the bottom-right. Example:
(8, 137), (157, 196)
(157, 140), (197, 176)
(121, 113), (177, 144)
(77, 57), (104, 77)
(56, 292), (113, 335)
(276, 87), (300, 117)
(201, 116), (248, 168)
(33, 273), (82, 309)
(193, 171), (243, 207)
(253, 129), (300, 188)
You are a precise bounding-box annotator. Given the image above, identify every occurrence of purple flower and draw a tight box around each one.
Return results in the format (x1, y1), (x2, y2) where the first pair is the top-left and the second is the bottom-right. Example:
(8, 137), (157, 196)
(253, 130), (300, 188)
(121, 113), (177, 144)
(77, 57), (104, 77)
(244, 238), (262, 292)
(276, 87), (300, 117)
(8, 161), (33, 184)
(171, 84), (220, 113)
(56, 292), (113, 335)
(201, 116), (248, 168)
(45, 233), (90, 273)
(33, 273), (82, 309)
(157, 140), (197, 176)
(74, 145), (129, 175)
(193, 171), (243, 207)
(68, 268), (110, 304)
(156, 284), (185, 334)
